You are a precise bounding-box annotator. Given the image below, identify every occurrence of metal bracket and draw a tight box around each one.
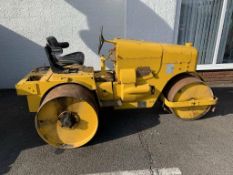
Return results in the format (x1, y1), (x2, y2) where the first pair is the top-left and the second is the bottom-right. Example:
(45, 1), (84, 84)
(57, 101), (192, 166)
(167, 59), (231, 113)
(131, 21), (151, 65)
(160, 94), (218, 108)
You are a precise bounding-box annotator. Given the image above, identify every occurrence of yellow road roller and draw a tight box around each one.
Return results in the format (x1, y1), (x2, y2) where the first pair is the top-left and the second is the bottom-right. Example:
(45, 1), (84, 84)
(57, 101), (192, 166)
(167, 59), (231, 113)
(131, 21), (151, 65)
(16, 30), (217, 148)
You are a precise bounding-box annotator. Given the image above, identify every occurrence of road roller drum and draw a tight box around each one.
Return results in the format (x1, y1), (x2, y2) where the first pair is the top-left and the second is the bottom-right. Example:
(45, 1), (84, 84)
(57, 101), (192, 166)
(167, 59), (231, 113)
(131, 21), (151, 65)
(36, 84), (98, 148)
(166, 76), (214, 120)
(16, 32), (217, 148)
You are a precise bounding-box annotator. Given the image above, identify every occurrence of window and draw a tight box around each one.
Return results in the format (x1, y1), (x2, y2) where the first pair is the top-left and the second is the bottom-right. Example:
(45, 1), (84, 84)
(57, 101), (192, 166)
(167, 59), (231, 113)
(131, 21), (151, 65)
(178, 0), (233, 70)
(218, 0), (233, 63)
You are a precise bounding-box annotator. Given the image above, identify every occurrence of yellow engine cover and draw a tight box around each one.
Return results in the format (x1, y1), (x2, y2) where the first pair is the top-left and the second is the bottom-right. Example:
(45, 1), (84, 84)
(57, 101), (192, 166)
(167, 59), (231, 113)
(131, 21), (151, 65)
(114, 39), (163, 80)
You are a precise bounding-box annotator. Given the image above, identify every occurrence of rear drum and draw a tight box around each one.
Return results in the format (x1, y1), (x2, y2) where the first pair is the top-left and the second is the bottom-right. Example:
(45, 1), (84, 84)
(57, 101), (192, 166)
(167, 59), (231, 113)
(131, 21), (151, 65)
(35, 84), (98, 149)
(166, 76), (214, 120)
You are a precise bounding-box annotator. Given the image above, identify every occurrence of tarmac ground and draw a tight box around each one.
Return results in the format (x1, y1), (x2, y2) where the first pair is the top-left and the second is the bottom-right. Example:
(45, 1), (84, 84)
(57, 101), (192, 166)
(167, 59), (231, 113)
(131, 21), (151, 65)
(0, 87), (233, 175)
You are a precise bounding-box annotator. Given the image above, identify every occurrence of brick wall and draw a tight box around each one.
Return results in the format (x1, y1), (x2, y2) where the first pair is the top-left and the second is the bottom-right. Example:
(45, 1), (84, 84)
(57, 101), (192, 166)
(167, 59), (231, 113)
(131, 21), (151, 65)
(198, 70), (233, 83)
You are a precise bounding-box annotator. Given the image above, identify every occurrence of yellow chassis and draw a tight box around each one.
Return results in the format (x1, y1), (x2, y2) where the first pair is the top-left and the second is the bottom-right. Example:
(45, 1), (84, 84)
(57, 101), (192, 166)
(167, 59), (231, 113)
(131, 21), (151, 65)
(15, 36), (219, 148)
(16, 38), (217, 114)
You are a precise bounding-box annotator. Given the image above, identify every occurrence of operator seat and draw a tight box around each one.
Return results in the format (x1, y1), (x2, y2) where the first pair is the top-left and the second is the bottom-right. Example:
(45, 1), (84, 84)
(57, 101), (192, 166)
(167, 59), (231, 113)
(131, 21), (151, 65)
(45, 36), (85, 73)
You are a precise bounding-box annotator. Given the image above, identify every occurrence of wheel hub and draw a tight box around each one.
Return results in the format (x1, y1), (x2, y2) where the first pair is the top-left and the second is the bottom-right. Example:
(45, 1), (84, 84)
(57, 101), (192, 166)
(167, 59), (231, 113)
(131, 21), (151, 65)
(58, 111), (80, 128)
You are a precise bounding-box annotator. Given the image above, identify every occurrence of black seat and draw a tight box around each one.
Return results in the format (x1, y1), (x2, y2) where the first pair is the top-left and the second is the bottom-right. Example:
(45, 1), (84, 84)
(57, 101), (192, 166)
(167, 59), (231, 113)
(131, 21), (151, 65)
(45, 36), (85, 73)
(59, 52), (84, 65)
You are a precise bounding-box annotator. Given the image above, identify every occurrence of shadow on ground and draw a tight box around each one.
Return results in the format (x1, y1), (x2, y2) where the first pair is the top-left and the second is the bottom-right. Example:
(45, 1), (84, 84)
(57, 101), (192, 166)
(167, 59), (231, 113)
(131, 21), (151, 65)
(91, 106), (161, 146)
(0, 90), (160, 174)
(0, 90), (44, 174)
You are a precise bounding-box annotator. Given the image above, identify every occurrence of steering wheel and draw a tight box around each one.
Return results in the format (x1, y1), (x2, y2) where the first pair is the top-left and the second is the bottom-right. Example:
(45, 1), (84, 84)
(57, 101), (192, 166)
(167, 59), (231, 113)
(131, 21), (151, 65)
(98, 26), (105, 55)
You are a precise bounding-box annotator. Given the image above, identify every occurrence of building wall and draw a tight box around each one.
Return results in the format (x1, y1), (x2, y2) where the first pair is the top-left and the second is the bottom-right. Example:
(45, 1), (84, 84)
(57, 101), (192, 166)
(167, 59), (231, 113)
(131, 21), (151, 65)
(126, 0), (180, 43)
(0, 0), (179, 88)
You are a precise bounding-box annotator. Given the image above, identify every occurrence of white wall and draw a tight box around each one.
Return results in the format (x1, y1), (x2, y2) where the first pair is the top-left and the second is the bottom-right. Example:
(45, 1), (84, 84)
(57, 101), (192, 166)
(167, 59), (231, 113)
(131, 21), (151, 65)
(0, 0), (179, 88)
(126, 0), (180, 43)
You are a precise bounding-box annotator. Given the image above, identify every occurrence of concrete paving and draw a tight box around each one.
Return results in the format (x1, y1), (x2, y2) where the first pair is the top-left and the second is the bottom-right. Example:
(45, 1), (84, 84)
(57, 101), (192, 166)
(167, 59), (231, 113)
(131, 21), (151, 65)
(0, 87), (233, 175)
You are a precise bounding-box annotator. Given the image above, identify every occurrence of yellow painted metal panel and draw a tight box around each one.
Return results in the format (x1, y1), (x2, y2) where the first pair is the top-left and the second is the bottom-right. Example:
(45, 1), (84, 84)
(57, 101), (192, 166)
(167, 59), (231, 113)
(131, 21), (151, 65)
(16, 68), (96, 112)
(161, 95), (217, 108)
(119, 69), (136, 84)
(114, 39), (163, 80)
(27, 95), (41, 112)
(96, 82), (114, 101)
